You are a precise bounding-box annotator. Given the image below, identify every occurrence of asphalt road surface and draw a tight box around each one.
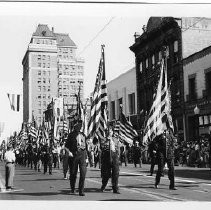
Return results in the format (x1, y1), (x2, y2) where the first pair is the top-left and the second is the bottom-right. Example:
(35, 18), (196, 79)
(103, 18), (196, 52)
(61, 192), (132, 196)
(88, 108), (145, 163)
(1, 161), (211, 202)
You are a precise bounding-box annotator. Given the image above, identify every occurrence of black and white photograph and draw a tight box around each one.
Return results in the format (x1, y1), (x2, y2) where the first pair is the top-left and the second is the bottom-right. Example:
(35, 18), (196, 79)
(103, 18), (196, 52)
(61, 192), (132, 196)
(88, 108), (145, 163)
(0, 0), (211, 208)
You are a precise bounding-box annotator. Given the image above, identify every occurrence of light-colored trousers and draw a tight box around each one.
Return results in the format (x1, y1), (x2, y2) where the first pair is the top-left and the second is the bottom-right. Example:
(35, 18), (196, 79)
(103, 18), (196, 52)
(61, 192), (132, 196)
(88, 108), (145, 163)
(5, 163), (15, 188)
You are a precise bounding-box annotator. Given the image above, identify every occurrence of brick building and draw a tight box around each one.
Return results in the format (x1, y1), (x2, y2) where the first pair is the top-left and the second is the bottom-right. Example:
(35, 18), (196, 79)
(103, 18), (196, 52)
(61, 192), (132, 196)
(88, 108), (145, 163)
(183, 46), (211, 141)
(130, 17), (211, 141)
(22, 24), (84, 126)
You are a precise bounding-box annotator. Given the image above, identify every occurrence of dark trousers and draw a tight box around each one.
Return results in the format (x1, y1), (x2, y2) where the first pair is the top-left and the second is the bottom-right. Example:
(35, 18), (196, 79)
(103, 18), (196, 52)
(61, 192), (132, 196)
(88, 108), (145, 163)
(150, 156), (156, 175)
(69, 150), (87, 193)
(155, 154), (175, 188)
(62, 157), (69, 177)
(101, 151), (119, 191)
(43, 161), (48, 174)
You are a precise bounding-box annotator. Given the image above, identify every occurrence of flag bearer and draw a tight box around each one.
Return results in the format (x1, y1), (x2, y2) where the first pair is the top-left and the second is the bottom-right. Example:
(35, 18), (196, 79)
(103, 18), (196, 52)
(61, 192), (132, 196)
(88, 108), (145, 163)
(66, 120), (87, 196)
(154, 128), (177, 190)
(100, 126), (121, 194)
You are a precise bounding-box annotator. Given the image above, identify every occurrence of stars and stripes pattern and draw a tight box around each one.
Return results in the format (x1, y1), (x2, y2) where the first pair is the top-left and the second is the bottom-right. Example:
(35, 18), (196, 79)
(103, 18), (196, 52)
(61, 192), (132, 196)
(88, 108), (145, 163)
(29, 115), (38, 139)
(87, 45), (108, 140)
(114, 111), (138, 145)
(143, 58), (174, 144)
(7, 93), (21, 112)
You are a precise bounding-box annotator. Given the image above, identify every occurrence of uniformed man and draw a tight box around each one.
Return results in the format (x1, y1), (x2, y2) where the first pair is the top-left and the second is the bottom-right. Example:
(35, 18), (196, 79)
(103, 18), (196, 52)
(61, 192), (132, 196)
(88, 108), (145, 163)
(65, 120), (87, 196)
(100, 126), (121, 194)
(154, 128), (177, 190)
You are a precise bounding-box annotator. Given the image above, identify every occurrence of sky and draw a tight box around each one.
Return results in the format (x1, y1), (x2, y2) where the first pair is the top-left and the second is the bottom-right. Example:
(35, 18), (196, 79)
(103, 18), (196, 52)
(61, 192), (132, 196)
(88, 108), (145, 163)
(1, 1), (211, 141)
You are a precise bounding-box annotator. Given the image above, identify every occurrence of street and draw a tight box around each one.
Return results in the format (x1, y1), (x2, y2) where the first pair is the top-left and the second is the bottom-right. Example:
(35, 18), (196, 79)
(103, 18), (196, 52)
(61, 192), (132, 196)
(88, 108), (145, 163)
(1, 162), (211, 201)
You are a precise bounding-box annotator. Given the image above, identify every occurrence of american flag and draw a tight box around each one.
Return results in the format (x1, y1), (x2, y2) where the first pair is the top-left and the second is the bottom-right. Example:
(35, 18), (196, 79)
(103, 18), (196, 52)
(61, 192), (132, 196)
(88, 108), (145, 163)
(7, 93), (21, 112)
(29, 115), (38, 140)
(114, 111), (138, 145)
(143, 58), (174, 144)
(88, 45), (108, 141)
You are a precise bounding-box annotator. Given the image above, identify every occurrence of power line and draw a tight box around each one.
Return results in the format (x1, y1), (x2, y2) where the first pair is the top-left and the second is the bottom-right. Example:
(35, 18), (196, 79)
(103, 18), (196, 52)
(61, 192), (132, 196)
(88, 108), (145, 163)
(77, 17), (115, 56)
(182, 17), (205, 32)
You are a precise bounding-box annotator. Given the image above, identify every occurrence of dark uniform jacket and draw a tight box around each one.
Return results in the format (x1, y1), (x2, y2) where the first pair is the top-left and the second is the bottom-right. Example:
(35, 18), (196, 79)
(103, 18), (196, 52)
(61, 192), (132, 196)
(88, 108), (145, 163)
(66, 130), (86, 156)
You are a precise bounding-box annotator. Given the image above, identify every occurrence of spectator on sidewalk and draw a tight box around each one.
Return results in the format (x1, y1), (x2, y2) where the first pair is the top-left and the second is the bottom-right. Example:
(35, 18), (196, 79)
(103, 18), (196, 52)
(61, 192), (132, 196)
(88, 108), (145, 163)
(4, 145), (16, 190)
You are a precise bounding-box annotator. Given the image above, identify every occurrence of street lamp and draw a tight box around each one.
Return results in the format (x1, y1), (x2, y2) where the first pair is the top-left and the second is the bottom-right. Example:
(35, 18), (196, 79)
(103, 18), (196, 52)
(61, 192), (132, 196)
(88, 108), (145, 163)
(194, 105), (200, 141)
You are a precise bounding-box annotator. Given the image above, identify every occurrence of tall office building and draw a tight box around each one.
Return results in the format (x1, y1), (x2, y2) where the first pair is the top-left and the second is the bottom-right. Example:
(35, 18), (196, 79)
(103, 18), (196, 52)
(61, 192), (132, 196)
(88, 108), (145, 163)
(22, 24), (84, 126)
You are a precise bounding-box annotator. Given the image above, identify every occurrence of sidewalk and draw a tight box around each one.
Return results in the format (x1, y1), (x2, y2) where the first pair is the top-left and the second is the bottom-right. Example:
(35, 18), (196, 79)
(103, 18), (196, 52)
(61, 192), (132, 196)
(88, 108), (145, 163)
(119, 163), (211, 181)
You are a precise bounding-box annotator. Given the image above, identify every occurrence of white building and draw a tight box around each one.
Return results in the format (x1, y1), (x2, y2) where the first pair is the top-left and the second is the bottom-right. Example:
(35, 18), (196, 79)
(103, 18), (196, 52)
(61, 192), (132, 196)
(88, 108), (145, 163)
(107, 67), (137, 125)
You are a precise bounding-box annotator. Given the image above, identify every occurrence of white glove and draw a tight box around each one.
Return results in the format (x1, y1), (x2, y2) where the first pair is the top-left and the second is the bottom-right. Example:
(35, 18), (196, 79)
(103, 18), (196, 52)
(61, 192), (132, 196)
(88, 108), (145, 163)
(69, 152), (73, 157)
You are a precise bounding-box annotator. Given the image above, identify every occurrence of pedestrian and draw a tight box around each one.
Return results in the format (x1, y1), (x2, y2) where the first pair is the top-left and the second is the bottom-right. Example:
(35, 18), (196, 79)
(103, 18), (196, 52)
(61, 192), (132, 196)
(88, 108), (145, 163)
(100, 126), (121, 194)
(154, 128), (177, 190)
(48, 144), (54, 175)
(4, 145), (16, 190)
(65, 120), (87, 196)
(133, 141), (142, 168)
(60, 142), (70, 179)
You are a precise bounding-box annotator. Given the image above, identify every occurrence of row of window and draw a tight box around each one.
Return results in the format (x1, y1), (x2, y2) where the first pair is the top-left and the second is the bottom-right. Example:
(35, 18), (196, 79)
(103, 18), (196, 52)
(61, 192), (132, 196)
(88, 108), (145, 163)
(37, 62), (51, 68)
(38, 86), (51, 92)
(188, 71), (211, 101)
(58, 47), (73, 53)
(139, 40), (179, 73)
(199, 115), (211, 126)
(38, 70), (51, 76)
(38, 78), (50, 84)
(37, 54), (51, 61)
(37, 94), (51, 99)
(110, 93), (135, 120)
(34, 38), (56, 45)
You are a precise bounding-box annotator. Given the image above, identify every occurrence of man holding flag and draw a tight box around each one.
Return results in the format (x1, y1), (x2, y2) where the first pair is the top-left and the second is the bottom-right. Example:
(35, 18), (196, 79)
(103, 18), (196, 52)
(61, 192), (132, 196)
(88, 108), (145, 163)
(143, 49), (177, 190)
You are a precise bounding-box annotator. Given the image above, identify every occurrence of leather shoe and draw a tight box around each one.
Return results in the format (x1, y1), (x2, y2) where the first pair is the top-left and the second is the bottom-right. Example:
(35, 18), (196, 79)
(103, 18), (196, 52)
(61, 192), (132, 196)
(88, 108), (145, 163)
(79, 192), (85, 196)
(169, 186), (177, 190)
(71, 189), (75, 194)
(154, 184), (158, 189)
(100, 186), (105, 192)
(113, 190), (120, 194)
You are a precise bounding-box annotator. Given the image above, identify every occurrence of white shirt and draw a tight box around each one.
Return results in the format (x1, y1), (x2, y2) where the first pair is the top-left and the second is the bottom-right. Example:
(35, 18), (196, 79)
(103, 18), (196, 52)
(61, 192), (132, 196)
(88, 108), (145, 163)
(4, 150), (16, 163)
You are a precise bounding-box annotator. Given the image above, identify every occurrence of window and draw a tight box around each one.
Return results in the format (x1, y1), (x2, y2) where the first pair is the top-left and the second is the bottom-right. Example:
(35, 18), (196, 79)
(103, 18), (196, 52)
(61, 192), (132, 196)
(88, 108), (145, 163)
(38, 86), (41, 92)
(173, 40), (179, 63)
(37, 55), (41, 60)
(38, 109), (42, 114)
(152, 55), (155, 67)
(128, 93), (135, 115)
(205, 71), (211, 96)
(43, 78), (46, 84)
(140, 62), (143, 73)
(158, 51), (162, 61)
(38, 101), (41, 107)
(146, 58), (148, 69)
(189, 76), (196, 100)
(43, 86), (46, 92)
(38, 94), (41, 99)
(47, 63), (50, 68)
(37, 78), (41, 84)
(38, 70), (41, 76)
(118, 98), (123, 117)
(43, 63), (46, 68)
(43, 94), (46, 99)
(110, 101), (115, 120)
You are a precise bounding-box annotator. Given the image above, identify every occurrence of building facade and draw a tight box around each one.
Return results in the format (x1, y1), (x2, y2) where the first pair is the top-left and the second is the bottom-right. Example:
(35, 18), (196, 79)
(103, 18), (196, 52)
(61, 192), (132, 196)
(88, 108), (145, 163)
(183, 46), (211, 141)
(22, 24), (84, 126)
(107, 67), (138, 129)
(130, 17), (211, 141)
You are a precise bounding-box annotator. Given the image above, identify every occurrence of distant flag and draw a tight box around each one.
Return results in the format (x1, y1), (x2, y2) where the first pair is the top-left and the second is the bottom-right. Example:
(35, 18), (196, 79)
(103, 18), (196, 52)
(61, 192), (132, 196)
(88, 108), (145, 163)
(114, 109), (138, 144)
(29, 114), (38, 140)
(143, 56), (174, 144)
(7, 93), (21, 112)
(87, 45), (108, 141)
